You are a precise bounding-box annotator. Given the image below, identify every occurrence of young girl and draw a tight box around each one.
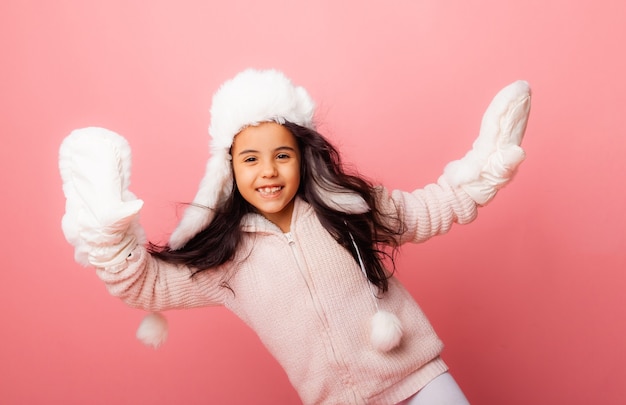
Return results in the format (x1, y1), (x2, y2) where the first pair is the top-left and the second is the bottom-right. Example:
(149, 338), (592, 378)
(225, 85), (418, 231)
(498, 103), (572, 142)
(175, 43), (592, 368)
(59, 69), (531, 404)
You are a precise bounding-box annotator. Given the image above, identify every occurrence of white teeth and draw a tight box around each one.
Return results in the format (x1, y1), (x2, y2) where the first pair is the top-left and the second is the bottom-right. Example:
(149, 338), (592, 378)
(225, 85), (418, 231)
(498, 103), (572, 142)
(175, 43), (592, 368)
(258, 186), (282, 195)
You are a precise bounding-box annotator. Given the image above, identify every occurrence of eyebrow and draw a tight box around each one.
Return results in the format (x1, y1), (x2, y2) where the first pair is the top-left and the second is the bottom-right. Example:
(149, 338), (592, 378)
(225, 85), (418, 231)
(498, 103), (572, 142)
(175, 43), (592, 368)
(236, 146), (297, 156)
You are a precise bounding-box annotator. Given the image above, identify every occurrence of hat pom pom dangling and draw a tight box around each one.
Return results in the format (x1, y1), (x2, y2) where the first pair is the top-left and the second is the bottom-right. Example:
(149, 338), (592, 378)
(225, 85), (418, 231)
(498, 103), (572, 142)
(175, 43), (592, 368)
(347, 229), (403, 352)
(371, 310), (403, 352)
(136, 312), (169, 349)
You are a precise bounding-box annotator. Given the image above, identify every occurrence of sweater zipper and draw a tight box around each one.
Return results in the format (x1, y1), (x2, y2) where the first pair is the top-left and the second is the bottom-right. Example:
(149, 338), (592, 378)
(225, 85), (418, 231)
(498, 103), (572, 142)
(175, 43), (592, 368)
(284, 232), (358, 400)
(284, 232), (336, 344)
(284, 232), (320, 315)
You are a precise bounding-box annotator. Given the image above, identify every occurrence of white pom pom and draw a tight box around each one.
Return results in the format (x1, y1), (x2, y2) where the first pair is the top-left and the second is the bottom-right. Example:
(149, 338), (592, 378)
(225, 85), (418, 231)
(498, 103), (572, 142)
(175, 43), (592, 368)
(370, 310), (403, 352)
(136, 312), (169, 349)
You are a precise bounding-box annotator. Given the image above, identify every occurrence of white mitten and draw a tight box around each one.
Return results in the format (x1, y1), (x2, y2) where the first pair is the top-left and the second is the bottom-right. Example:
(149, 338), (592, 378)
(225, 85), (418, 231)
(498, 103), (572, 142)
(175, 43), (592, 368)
(443, 80), (531, 205)
(59, 127), (145, 267)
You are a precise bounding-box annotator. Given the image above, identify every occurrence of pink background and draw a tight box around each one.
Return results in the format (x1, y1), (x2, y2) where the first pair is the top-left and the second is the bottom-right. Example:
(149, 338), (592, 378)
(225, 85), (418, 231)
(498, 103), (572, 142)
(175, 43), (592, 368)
(1, 1), (625, 404)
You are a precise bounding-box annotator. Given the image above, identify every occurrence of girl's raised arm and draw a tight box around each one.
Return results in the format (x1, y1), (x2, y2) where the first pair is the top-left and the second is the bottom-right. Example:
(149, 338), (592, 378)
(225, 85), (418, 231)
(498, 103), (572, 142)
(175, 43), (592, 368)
(59, 129), (227, 348)
(383, 81), (531, 244)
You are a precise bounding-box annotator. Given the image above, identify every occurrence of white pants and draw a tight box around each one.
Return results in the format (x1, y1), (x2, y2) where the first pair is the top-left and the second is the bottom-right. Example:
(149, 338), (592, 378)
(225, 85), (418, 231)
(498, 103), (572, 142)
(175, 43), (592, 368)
(399, 372), (470, 405)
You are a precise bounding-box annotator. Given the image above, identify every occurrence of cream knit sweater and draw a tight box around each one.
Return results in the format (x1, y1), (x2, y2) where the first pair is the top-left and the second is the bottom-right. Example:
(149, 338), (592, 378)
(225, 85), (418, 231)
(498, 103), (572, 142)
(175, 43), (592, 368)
(96, 177), (478, 404)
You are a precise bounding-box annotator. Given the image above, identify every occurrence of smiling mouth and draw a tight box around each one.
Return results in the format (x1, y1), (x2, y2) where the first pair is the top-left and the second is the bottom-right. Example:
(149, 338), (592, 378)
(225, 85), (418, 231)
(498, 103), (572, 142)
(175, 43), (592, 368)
(257, 186), (283, 196)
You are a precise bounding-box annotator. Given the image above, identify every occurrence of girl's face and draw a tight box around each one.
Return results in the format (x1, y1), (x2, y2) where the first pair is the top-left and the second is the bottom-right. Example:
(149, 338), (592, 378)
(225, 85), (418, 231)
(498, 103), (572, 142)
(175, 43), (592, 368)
(231, 122), (301, 232)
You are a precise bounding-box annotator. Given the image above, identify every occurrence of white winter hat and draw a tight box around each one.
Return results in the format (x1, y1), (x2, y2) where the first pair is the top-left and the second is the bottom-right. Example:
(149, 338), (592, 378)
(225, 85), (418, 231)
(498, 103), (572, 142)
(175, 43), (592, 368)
(168, 68), (367, 249)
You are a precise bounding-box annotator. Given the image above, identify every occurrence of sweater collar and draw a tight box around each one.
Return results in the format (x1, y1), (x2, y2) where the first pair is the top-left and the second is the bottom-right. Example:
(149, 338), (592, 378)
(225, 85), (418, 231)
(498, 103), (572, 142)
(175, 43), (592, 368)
(240, 197), (313, 234)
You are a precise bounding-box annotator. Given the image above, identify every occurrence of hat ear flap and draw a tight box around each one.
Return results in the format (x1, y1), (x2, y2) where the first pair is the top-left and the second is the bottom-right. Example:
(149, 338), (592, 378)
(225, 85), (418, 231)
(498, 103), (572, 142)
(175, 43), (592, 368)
(169, 150), (233, 250)
(306, 146), (370, 214)
(311, 181), (370, 214)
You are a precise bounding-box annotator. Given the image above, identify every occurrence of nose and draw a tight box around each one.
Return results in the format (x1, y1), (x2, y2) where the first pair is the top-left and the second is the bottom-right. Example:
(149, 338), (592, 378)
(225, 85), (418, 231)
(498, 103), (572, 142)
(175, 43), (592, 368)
(261, 160), (278, 178)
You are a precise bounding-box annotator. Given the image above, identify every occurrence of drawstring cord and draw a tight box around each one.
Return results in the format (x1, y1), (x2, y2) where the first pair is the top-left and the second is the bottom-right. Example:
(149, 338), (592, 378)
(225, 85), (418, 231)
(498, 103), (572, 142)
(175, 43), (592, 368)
(348, 229), (381, 310)
(345, 222), (403, 352)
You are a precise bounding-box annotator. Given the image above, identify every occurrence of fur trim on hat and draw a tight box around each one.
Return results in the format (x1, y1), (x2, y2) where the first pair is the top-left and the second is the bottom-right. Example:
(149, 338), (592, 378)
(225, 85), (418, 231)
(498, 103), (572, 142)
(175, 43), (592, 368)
(209, 68), (316, 149)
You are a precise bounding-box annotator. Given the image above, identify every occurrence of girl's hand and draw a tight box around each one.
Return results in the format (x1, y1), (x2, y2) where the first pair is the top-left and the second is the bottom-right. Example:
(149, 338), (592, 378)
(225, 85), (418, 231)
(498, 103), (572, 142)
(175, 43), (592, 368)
(443, 80), (531, 205)
(59, 127), (145, 267)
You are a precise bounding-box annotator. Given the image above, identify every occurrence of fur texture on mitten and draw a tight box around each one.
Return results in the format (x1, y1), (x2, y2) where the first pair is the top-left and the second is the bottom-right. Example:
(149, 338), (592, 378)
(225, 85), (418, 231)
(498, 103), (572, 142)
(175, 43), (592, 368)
(443, 80), (531, 205)
(59, 127), (145, 267)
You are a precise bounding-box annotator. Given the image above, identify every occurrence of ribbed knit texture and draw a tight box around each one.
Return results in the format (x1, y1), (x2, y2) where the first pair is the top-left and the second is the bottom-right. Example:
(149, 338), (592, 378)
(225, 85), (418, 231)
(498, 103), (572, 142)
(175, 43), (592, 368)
(96, 177), (477, 404)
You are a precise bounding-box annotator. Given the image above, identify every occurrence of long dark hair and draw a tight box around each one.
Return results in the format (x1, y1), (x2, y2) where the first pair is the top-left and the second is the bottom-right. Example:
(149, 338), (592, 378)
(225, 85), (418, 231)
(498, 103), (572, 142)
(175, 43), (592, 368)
(149, 122), (403, 292)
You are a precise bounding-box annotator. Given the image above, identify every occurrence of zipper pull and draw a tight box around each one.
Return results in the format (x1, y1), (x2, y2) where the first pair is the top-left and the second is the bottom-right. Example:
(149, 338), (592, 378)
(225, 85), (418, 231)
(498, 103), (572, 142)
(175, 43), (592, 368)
(284, 232), (295, 244)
